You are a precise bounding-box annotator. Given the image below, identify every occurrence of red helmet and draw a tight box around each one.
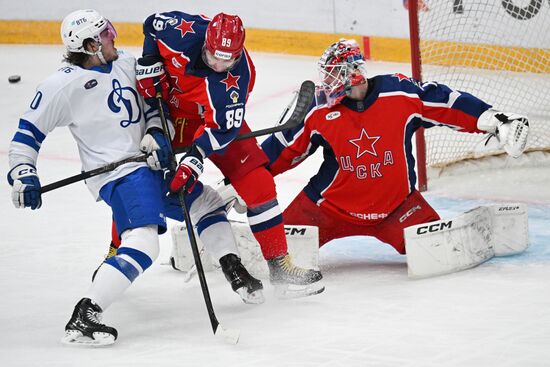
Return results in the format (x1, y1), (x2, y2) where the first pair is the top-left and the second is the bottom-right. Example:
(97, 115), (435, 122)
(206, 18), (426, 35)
(205, 13), (245, 60)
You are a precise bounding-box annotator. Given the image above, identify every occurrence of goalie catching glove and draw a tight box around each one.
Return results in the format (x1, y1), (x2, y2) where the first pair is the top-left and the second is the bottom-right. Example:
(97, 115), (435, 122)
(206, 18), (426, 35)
(169, 145), (205, 193)
(477, 109), (529, 158)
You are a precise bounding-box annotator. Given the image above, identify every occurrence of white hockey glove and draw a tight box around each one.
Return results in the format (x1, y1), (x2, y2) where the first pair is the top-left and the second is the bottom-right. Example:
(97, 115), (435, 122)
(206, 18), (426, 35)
(477, 109), (529, 158)
(8, 163), (42, 210)
(139, 128), (172, 170)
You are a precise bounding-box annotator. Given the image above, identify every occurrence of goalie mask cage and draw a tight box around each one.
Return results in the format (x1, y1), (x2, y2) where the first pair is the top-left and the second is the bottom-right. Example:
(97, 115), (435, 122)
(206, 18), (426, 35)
(408, 0), (550, 191)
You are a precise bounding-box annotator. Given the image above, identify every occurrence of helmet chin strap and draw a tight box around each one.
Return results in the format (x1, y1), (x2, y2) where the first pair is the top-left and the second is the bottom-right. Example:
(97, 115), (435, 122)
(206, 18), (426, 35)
(96, 48), (107, 64)
(82, 42), (107, 64)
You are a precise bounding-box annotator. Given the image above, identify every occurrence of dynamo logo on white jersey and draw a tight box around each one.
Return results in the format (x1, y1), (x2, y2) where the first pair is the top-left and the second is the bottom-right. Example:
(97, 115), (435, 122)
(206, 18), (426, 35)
(107, 79), (142, 127)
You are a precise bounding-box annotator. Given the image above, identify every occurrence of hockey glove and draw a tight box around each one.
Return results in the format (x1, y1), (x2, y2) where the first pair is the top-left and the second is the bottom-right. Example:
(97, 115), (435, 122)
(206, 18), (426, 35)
(136, 55), (170, 102)
(8, 163), (42, 210)
(140, 128), (172, 170)
(169, 146), (204, 193)
(478, 109), (529, 158)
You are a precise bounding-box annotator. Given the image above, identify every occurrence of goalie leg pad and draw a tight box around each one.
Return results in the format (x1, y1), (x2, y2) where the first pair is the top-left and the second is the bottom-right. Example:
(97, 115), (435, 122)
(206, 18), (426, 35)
(489, 203), (529, 256)
(170, 221), (320, 281)
(404, 203), (529, 278)
(170, 224), (215, 273)
(198, 218), (240, 262)
(169, 183), (237, 272)
(230, 221), (320, 280)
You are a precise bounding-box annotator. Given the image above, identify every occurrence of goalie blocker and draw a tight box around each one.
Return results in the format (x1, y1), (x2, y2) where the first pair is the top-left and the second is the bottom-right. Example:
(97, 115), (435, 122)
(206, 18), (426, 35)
(170, 221), (320, 280)
(405, 203), (528, 278)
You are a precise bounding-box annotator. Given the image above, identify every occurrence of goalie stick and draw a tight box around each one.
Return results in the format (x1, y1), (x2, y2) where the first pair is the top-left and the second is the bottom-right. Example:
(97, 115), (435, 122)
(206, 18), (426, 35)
(40, 80), (315, 194)
(230, 79), (314, 141)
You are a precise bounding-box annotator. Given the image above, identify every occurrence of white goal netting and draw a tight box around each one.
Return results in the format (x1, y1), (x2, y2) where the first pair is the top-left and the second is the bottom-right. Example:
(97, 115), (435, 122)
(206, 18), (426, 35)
(414, 0), (550, 168)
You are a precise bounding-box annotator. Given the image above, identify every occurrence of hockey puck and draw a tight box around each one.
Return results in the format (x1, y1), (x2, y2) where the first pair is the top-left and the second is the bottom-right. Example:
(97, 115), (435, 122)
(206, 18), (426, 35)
(8, 75), (21, 83)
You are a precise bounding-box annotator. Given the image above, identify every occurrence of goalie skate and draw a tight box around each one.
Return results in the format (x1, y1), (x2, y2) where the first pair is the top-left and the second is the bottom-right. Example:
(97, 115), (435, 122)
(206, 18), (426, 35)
(61, 298), (117, 347)
(267, 254), (325, 299)
(220, 254), (265, 304)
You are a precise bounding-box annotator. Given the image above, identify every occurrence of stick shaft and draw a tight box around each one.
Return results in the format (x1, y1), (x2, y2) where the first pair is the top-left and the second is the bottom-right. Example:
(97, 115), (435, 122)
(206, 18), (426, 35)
(157, 96), (220, 334)
(40, 155), (148, 194)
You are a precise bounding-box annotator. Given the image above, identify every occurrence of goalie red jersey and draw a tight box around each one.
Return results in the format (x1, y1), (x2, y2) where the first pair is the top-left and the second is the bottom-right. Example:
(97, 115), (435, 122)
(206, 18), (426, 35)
(262, 73), (492, 224)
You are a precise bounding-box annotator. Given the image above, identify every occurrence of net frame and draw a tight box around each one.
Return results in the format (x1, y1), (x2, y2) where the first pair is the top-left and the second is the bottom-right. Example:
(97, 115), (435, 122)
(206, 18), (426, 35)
(409, 0), (550, 190)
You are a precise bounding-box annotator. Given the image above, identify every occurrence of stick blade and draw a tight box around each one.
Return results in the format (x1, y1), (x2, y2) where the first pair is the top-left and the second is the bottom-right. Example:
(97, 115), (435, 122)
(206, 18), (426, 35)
(215, 324), (240, 344)
(286, 80), (315, 126)
(232, 79), (316, 142)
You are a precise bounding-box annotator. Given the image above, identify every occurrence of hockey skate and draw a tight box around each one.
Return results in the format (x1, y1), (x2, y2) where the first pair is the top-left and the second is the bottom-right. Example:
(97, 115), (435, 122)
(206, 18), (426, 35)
(267, 253), (325, 299)
(91, 241), (118, 282)
(220, 253), (265, 304)
(61, 298), (118, 346)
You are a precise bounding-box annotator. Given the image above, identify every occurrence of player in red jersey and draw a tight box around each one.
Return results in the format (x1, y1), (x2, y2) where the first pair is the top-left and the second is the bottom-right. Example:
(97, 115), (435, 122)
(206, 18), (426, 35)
(135, 12), (324, 297)
(261, 39), (529, 254)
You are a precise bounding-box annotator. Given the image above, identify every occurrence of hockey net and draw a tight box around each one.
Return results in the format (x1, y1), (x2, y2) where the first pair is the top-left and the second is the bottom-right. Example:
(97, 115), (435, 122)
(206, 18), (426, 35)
(409, 0), (550, 187)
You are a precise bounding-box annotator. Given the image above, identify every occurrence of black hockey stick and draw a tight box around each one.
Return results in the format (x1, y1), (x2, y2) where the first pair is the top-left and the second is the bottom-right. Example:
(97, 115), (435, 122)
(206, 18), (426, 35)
(40, 80), (314, 194)
(40, 154), (149, 194)
(233, 79), (314, 140)
(172, 79), (314, 154)
(157, 96), (240, 344)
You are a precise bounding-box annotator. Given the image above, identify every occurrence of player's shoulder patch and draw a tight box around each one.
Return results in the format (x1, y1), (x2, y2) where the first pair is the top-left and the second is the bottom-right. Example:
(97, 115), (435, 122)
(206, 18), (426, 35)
(165, 17), (180, 28)
(150, 12), (181, 32)
(325, 111), (341, 121)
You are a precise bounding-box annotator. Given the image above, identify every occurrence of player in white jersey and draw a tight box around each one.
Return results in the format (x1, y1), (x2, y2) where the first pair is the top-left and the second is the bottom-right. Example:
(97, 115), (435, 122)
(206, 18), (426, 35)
(7, 9), (263, 346)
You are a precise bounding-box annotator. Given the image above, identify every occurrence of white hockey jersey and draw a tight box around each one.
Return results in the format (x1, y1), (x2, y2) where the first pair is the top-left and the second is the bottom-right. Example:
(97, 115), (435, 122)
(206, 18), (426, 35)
(8, 51), (165, 200)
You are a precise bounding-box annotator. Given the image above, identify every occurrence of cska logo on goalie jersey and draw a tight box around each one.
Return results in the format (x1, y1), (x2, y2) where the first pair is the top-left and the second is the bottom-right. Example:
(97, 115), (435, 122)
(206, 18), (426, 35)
(348, 128), (380, 158)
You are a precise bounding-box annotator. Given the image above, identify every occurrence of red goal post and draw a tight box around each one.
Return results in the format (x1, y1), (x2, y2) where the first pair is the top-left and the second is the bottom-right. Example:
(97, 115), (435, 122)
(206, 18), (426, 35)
(408, 0), (550, 191)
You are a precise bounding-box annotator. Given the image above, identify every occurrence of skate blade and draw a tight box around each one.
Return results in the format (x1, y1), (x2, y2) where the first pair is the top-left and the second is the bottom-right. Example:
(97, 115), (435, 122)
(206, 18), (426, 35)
(61, 330), (115, 347)
(273, 281), (325, 300)
(236, 288), (265, 304)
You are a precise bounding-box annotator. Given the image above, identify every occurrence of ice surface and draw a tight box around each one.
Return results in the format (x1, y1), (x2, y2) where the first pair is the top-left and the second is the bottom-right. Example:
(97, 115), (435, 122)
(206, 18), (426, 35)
(1, 45), (549, 367)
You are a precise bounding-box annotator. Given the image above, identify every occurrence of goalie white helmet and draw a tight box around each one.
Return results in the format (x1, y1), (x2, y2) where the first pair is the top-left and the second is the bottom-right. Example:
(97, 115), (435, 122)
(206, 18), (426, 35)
(60, 9), (115, 53)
